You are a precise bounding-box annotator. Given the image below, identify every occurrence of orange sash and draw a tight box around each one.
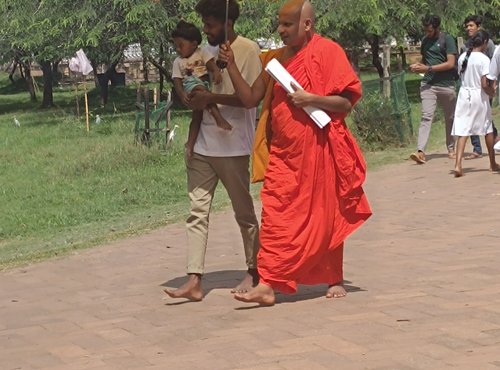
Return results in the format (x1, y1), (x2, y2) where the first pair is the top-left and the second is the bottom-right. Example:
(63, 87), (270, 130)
(251, 48), (285, 183)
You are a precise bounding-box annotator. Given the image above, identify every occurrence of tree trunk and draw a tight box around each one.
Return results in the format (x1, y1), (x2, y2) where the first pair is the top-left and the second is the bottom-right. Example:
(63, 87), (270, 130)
(19, 62), (25, 80)
(346, 48), (361, 74)
(399, 46), (407, 69)
(22, 62), (37, 102)
(368, 35), (384, 78)
(142, 55), (149, 82)
(9, 60), (18, 83)
(52, 60), (61, 84)
(159, 44), (164, 96)
(91, 60), (99, 88)
(40, 61), (54, 108)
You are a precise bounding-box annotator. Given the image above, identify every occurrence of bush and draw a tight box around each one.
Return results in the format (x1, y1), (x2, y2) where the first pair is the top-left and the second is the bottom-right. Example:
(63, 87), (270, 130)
(352, 92), (407, 150)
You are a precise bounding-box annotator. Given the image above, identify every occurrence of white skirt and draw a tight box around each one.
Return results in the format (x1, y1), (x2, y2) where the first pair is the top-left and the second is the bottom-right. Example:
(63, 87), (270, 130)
(451, 87), (493, 136)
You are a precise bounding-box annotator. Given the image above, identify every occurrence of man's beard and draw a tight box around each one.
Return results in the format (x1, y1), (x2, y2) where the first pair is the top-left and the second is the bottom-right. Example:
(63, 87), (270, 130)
(208, 31), (226, 46)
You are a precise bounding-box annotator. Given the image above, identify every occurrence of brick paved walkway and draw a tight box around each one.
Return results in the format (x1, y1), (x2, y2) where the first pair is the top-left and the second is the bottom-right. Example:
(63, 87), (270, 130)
(1, 153), (500, 370)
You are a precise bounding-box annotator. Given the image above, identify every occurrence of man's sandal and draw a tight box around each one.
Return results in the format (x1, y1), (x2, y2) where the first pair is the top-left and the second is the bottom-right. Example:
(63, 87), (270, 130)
(464, 152), (482, 160)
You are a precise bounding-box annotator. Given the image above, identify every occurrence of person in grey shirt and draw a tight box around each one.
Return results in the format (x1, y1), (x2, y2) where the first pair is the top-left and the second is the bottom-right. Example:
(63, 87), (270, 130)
(460, 15), (497, 159)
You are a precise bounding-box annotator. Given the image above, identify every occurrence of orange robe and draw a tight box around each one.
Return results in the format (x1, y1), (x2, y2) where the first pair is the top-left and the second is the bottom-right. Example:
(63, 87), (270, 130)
(257, 34), (372, 294)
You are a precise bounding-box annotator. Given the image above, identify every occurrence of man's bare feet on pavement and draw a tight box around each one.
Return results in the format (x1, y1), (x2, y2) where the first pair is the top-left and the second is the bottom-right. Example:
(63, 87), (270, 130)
(454, 168), (464, 178)
(234, 283), (275, 306)
(326, 284), (347, 299)
(164, 274), (203, 301)
(231, 269), (259, 293)
(490, 163), (500, 172)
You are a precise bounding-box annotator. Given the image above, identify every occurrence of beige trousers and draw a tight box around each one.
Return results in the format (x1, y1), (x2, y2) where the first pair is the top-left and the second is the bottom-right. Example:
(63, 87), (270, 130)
(185, 153), (259, 274)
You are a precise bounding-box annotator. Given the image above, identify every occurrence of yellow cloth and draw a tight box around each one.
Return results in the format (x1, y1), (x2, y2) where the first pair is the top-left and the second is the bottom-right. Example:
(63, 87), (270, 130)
(251, 48), (285, 183)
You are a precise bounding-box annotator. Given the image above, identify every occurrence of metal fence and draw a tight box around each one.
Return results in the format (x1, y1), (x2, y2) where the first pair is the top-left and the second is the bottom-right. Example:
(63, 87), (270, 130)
(357, 71), (413, 146)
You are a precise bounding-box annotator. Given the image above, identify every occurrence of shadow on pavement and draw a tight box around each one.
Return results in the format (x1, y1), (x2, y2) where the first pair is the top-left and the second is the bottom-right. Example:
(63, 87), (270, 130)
(162, 271), (366, 306)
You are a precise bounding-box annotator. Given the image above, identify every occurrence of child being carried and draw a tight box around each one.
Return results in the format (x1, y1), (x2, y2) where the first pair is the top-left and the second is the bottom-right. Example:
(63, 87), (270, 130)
(171, 20), (232, 157)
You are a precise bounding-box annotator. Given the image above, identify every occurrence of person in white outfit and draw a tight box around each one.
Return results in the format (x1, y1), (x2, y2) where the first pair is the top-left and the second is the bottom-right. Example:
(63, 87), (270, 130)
(488, 45), (500, 152)
(452, 30), (498, 177)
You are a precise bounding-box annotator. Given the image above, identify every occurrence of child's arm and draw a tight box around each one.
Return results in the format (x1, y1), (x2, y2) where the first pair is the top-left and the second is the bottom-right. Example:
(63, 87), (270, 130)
(206, 58), (222, 85)
(173, 77), (190, 106)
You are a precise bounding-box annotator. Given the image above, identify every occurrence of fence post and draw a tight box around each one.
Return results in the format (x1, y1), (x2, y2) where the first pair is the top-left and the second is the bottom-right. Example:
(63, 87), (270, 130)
(382, 45), (391, 98)
(457, 37), (464, 53)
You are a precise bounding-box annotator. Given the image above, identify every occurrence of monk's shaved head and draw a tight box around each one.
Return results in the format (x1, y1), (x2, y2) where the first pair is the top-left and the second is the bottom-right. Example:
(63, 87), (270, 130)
(280, 0), (315, 25)
(277, 0), (315, 49)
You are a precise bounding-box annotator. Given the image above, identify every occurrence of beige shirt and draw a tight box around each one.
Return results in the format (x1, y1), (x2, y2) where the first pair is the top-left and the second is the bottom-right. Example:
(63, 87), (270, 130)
(194, 36), (262, 157)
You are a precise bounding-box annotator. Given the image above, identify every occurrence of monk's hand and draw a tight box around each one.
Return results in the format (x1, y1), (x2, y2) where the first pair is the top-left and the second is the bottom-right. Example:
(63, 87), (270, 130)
(188, 89), (210, 110)
(288, 82), (312, 107)
(218, 41), (235, 68)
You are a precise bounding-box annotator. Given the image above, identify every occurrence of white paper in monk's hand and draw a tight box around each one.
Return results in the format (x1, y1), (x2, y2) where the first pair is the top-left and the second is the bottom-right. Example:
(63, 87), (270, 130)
(264, 58), (331, 128)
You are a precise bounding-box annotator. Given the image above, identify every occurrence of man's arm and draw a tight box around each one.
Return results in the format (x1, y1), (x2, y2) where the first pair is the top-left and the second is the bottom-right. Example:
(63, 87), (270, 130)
(481, 75), (495, 97)
(487, 47), (500, 81)
(410, 54), (456, 74)
(219, 41), (266, 108)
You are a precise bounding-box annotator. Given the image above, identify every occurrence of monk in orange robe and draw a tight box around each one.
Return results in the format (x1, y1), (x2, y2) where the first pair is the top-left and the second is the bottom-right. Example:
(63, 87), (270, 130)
(219, 0), (372, 305)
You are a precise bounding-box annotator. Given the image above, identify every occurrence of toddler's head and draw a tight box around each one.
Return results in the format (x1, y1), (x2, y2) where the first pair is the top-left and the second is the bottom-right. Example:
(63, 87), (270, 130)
(171, 20), (202, 59)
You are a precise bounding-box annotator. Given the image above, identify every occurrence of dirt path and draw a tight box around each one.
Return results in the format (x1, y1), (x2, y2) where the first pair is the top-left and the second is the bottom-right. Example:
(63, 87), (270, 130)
(1, 152), (500, 369)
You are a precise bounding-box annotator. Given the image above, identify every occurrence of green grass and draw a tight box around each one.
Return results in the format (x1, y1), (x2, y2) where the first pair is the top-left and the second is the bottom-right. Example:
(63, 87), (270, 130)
(0, 73), (262, 269)
(2, 70), (486, 269)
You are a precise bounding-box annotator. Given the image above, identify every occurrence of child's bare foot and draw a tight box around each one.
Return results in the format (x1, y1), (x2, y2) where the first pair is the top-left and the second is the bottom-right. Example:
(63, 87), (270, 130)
(214, 116), (232, 131)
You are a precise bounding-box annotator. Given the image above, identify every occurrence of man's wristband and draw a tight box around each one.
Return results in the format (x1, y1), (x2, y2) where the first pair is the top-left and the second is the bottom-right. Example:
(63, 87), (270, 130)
(428, 66), (433, 73)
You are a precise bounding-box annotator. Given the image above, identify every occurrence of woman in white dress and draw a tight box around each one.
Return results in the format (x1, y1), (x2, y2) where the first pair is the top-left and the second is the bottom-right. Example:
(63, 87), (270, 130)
(452, 30), (498, 177)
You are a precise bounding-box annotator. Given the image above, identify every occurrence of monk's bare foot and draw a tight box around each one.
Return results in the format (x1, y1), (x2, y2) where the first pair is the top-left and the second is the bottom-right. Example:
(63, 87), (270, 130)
(326, 284), (347, 299)
(454, 168), (463, 178)
(231, 269), (259, 293)
(490, 163), (500, 172)
(234, 283), (275, 306)
(164, 274), (203, 301)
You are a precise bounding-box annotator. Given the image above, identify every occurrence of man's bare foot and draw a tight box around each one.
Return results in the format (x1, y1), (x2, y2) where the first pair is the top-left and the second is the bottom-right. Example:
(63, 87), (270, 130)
(164, 274), (203, 301)
(454, 168), (463, 178)
(490, 163), (500, 172)
(231, 269), (259, 293)
(326, 284), (347, 299)
(234, 283), (275, 306)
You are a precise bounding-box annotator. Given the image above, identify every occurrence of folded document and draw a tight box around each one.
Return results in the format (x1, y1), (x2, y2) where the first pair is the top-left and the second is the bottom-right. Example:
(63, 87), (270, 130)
(264, 58), (331, 128)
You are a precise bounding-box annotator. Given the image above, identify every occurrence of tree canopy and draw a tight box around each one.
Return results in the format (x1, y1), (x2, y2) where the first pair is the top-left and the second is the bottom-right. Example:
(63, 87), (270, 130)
(1, 0), (499, 106)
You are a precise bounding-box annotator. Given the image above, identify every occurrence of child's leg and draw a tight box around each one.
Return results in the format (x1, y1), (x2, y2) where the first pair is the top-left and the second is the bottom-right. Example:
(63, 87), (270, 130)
(485, 132), (500, 171)
(188, 84), (231, 130)
(186, 110), (202, 158)
(207, 103), (232, 131)
(454, 136), (467, 177)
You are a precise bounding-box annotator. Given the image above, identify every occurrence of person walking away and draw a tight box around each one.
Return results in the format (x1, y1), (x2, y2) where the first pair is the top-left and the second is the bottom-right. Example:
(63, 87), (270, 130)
(461, 15), (497, 160)
(452, 31), (498, 177)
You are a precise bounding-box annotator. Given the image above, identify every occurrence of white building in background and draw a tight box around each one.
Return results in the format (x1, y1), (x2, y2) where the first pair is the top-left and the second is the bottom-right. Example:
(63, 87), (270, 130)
(256, 38), (283, 51)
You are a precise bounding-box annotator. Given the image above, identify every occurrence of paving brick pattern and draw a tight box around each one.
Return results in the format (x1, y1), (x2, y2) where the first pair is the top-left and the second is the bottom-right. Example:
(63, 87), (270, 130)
(1, 154), (500, 369)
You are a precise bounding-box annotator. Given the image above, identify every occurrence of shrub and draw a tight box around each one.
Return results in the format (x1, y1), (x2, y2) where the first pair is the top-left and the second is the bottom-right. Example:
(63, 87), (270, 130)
(351, 92), (406, 150)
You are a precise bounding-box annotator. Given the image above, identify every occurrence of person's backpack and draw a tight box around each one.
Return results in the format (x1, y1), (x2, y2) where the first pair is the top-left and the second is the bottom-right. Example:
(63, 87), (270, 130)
(437, 32), (459, 80)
